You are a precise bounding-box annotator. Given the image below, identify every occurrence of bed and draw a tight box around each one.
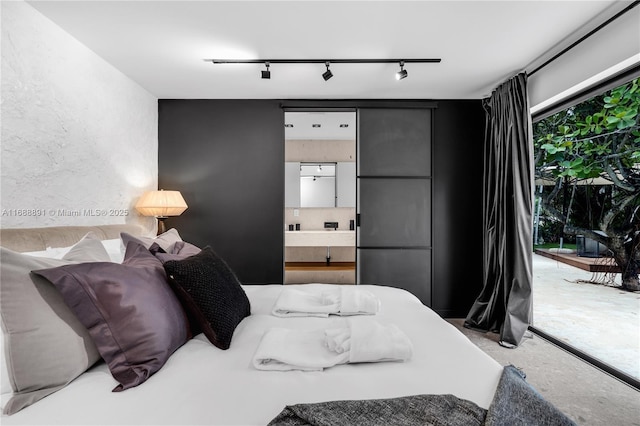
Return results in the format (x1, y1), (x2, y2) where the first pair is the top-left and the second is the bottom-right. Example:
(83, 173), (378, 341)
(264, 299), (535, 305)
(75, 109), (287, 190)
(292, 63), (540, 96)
(0, 225), (571, 425)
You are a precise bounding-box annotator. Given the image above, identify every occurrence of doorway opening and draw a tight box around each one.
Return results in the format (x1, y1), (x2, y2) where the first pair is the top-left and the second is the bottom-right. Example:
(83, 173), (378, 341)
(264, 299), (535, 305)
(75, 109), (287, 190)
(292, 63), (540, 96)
(284, 111), (357, 284)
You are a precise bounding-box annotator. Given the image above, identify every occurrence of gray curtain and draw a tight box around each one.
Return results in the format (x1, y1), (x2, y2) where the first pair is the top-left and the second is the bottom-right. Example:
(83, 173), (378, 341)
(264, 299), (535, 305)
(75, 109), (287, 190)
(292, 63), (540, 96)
(465, 72), (533, 348)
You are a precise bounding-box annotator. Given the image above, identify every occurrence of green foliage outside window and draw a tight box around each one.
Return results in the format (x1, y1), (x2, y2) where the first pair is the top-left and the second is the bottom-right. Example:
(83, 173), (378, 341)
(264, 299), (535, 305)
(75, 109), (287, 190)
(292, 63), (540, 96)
(533, 78), (639, 290)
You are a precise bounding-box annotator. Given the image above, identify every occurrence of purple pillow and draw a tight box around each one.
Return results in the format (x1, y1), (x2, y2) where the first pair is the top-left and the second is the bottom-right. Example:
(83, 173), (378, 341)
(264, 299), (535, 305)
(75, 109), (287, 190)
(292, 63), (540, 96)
(150, 240), (201, 263)
(33, 242), (189, 392)
(120, 228), (182, 252)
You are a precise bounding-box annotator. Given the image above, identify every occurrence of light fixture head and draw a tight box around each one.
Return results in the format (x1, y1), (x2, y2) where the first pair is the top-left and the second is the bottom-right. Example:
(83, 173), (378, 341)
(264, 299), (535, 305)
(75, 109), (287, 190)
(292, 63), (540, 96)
(135, 190), (188, 218)
(135, 189), (188, 235)
(396, 61), (408, 80)
(322, 62), (333, 81)
(261, 62), (271, 79)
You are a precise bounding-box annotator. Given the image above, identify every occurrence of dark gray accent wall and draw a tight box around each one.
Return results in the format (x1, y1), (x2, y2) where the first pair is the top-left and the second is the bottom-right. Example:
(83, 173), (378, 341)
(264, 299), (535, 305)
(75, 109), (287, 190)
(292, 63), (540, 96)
(158, 100), (284, 285)
(158, 99), (485, 316)
(432, 100), (485, 317)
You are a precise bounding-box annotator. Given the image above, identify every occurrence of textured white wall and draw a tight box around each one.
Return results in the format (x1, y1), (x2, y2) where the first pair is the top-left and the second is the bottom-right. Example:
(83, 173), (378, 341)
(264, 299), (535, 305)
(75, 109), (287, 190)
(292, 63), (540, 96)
(1, 1), (157, 233)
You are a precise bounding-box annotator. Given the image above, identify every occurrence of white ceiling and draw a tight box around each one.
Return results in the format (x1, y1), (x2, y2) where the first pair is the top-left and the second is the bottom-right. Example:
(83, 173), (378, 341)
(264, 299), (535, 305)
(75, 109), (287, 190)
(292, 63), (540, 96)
(27, 0), (627, 100)
(285, 111), (356, 140)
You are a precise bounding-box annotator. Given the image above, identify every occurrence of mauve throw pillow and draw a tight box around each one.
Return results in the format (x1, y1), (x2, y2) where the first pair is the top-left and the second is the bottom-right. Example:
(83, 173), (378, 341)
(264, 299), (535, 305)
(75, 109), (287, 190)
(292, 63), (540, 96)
(163, 247), (251, 350)
(150, 240), (201, 263)
(0, 233), (107, 415)
(120, 228), (182, 252)
(33, 242), (189, 392)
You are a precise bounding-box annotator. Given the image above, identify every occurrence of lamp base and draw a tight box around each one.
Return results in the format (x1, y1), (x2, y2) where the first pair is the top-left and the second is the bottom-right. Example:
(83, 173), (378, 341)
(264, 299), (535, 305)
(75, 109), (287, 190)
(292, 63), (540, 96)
(157, 217), (168, 235)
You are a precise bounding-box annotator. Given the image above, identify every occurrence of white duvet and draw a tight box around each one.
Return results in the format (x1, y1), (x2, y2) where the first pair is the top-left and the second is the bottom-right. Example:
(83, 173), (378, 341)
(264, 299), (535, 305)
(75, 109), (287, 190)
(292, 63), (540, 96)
(1, 284), (502, 425)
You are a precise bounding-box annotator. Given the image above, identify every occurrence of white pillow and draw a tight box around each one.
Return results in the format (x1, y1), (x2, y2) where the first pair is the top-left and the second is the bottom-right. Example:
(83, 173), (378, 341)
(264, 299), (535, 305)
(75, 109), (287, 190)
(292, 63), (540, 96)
(0, 232), (109, 412)
(22, 239), (124, 263)
(1, 332), (10, 398)
(2, 234), (123, 399)
(3, 246), (73, 403)
(21, 249), (50, 257)
(23, 246), (71, 259)
(101, 239), (125, 263)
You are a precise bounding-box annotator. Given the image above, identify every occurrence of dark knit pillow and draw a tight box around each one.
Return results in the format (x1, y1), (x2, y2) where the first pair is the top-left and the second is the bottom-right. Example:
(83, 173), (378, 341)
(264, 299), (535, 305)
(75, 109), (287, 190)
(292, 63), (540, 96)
(163, 247), (250, 350)
(149, 242), (204, 335)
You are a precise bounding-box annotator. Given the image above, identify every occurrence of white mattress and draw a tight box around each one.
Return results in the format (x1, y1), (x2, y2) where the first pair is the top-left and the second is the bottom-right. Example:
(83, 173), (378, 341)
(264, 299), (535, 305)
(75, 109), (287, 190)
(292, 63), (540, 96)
(2, 284), (502, 425)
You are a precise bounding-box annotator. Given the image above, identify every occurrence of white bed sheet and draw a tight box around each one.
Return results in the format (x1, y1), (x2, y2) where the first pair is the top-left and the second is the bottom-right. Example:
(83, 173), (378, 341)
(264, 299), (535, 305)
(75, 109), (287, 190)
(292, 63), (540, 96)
(2, 284), (502, 425)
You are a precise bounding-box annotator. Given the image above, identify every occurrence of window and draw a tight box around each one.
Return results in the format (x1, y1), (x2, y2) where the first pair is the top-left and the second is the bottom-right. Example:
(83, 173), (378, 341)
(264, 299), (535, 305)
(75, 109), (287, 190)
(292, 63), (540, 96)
(531, 76), (640, 385)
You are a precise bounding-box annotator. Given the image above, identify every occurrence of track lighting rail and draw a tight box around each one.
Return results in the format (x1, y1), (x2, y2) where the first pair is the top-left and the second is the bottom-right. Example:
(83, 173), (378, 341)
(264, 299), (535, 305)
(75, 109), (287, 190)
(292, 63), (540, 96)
(205, 58), (440, 81)
(205, 59), (441, 64)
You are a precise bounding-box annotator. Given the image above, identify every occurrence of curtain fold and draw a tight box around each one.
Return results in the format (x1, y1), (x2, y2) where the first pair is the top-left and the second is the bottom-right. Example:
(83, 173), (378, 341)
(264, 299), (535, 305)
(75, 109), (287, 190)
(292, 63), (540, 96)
(465, 72), (534, 348)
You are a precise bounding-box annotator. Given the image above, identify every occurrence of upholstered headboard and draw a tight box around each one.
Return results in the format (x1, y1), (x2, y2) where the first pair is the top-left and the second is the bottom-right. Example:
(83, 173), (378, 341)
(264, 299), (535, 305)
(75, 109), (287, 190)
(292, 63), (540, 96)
(0, 224), (143, 252)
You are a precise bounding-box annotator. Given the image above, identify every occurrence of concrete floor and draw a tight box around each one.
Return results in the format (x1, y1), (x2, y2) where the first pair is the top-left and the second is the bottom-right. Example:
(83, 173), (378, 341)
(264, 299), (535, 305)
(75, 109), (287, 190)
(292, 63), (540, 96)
(532, 253), (640, 380)
(449, 318), (640, 426)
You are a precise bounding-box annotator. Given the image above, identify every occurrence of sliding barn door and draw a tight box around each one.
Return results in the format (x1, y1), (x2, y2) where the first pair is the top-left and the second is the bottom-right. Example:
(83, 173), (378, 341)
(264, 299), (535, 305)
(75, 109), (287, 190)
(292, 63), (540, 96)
(357, 108), (432, 306)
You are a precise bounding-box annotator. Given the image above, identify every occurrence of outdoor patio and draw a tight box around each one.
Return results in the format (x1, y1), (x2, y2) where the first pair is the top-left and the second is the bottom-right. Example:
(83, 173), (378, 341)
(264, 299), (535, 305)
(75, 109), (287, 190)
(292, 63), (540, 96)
(532, 252), (640, 380)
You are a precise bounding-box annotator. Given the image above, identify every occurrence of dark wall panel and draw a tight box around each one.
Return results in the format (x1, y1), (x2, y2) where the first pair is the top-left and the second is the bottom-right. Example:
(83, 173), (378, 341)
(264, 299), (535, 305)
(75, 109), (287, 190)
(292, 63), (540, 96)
(359, 249), (432, 306)
(158, 99), (485, 315)
(358, 108), (432, 176)
(432, 100), (485, 317)
(158, 100), (284, 285)
(359, 179), (431, 247)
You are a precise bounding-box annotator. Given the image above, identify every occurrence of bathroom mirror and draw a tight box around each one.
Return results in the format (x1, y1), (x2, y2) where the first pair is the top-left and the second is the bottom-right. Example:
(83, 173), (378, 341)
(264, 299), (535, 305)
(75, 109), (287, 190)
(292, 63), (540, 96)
(300, 163), (336, 207)
(285, 161), (355, 208)
(284, 110), (356, 209)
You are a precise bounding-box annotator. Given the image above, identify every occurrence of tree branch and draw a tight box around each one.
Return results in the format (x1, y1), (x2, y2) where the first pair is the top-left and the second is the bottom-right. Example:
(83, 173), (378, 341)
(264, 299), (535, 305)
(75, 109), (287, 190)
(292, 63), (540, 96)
(566, 184), (577, 225)
(604, 163), (636, 192)
(540, 199), (567, 224)
(547, 178), (564, 202)
(567, 125), (640, 144)
(601, 192), (638, 233)
(563, 224), (610, 245)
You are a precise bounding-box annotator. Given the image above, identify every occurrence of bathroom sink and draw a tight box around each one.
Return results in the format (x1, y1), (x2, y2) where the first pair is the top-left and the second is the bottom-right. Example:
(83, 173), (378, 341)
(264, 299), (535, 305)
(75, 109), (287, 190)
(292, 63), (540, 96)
(285, 230), (355, 247)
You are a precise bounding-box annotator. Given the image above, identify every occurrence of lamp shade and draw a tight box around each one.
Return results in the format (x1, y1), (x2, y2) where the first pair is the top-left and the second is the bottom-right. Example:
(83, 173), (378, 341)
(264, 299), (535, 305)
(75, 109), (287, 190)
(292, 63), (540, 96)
(135, 190), (188, 218)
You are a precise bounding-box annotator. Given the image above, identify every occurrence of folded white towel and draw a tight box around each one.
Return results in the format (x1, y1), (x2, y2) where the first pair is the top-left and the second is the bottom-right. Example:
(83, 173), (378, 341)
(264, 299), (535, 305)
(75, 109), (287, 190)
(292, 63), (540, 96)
(338, 286), (381, 316)
(272, 286), (380, 318)
(346, 318), (413, 363)
(253, 318), (412, 371)
(271, 288), (340, 318)
(252, 328), (348, 371)
(324, 327), (351, 354)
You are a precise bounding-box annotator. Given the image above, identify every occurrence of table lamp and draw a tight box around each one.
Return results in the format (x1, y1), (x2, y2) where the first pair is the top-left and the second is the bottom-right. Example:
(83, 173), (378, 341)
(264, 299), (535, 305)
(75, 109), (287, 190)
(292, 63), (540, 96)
(135, 190), (188, 235)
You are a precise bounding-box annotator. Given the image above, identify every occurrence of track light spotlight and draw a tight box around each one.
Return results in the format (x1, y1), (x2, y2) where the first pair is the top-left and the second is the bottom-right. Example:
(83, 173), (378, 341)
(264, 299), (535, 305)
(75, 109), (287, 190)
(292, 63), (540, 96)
(261, 62), (271, 79)
(322, 62), (333, 81)
(396, 61), (408, 80)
